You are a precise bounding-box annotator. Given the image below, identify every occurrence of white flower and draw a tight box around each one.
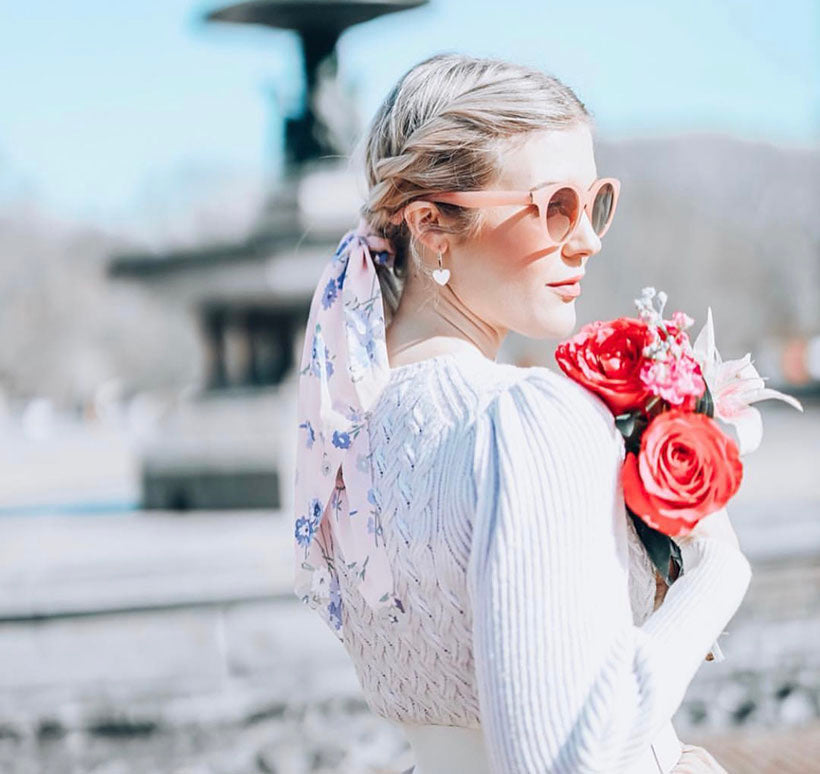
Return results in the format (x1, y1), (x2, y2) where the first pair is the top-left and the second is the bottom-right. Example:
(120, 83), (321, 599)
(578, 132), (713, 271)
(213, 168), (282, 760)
(691, 307), (804, 454)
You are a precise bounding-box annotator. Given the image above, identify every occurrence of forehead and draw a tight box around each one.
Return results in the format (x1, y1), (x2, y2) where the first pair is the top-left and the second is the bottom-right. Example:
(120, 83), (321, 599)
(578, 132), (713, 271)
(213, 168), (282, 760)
(495, 125), (597, 189)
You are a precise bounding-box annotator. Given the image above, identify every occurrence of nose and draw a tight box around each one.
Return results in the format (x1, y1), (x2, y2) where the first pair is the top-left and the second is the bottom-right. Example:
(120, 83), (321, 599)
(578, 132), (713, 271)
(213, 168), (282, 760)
(561, 209), (601, 264)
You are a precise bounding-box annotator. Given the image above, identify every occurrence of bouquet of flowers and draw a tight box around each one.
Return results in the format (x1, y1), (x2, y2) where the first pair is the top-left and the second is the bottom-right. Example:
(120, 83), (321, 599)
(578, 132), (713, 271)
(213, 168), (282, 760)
(554, 287), (803, 660)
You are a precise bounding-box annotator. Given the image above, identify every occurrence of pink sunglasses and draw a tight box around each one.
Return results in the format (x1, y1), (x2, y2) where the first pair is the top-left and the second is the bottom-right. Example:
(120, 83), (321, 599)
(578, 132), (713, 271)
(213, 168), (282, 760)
(393, 177), (621, 248)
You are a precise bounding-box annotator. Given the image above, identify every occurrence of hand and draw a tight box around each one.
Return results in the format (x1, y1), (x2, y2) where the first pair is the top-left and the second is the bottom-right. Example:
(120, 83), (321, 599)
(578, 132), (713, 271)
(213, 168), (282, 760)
(652, 552), (681, 611)
(652, 565), (670, 611)
(680, 506), (741, 552)
(670, 742), (728, 773)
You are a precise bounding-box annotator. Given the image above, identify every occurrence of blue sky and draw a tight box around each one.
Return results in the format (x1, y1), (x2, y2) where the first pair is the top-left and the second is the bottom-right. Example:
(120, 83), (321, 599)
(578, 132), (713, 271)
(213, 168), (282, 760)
(1, 0), (817, 229)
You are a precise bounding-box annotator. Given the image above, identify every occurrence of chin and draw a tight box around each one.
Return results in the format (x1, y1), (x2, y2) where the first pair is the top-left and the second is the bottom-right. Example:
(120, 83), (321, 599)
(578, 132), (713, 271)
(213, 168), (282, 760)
(538, 304), (577, 340)
(514, 299), (578, 340)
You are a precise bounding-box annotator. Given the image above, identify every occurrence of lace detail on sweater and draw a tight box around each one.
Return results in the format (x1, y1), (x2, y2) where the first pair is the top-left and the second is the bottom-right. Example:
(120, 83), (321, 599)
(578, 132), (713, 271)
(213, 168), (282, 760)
(335, 358), (493, 726)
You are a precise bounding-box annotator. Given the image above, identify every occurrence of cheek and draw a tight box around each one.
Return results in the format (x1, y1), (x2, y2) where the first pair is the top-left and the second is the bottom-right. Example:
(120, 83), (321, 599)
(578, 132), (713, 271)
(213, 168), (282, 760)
(457, 216), (579, 338)
(477, 216), (551, 276)
(487, 214), (544, 259)
(479, 216), (558, 295)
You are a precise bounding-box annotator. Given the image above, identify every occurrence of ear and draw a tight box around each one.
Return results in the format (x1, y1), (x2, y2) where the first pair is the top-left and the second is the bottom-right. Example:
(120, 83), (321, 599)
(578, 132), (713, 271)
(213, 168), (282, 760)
(402, 200), (449, 255)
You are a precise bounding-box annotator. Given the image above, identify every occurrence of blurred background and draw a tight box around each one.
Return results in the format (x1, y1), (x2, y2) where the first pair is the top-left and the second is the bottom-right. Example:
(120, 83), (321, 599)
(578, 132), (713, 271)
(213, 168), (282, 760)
(0, 1), (818, 772)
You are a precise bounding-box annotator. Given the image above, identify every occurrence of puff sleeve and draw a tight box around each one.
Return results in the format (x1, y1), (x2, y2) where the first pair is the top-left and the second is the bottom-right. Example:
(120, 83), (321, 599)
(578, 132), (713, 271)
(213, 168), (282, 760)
(467, 374), (752, 773)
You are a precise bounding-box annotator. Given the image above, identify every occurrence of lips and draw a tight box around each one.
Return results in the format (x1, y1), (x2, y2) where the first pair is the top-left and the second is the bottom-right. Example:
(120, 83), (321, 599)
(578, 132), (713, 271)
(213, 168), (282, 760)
(550, 282), (581, 298)
(547, 274), (585, 286)
(547, 273), (583, 299)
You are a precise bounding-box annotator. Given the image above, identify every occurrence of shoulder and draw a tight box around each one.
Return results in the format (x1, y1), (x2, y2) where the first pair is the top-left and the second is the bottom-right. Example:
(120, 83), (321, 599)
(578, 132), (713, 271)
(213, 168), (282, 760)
(420, 349), (615, 418)
(468, 362), (624, 482)
(474, 361), (619, 441)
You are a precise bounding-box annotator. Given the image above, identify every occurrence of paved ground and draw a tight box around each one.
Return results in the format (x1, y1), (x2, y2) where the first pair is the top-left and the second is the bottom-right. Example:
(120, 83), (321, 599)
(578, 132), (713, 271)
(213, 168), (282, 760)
(686, 720), (820, 773)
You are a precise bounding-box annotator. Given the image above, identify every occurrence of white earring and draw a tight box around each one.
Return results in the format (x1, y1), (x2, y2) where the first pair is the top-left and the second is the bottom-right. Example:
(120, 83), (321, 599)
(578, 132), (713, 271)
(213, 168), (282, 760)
(432, 250), (450, 286)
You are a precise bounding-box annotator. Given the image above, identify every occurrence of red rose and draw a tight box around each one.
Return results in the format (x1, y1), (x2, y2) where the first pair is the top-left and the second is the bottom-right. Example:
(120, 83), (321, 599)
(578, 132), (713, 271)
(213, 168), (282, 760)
(621, 409), (743, 537)
(555, 317), (656, 416)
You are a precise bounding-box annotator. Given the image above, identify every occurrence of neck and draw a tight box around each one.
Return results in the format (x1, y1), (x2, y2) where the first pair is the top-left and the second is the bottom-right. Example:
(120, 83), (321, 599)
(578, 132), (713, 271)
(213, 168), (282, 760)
(386, 266), (506, 363)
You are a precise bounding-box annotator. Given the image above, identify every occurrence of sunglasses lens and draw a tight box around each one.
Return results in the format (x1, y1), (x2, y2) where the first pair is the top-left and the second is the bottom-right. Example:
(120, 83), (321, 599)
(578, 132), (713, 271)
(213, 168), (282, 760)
(591, 182), (616, 234)
(546, 187), (580, 241)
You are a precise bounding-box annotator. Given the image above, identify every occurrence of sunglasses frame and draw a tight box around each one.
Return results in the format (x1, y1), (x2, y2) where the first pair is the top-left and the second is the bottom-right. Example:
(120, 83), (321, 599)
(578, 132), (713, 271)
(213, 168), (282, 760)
(411, 177), (621, 248)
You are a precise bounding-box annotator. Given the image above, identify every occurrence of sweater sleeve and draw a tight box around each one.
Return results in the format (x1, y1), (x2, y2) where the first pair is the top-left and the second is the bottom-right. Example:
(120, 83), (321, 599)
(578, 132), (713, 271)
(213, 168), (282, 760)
(466, 375), (752, 774)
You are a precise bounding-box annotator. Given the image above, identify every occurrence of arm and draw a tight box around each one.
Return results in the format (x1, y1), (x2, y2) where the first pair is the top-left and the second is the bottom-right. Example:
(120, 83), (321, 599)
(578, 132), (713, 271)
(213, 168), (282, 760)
(467, 377), (752, 773)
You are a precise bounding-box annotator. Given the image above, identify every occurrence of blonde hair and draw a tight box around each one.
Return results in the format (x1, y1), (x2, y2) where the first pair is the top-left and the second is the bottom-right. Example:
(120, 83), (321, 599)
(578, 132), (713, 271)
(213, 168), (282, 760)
(353, 52), (592, 322)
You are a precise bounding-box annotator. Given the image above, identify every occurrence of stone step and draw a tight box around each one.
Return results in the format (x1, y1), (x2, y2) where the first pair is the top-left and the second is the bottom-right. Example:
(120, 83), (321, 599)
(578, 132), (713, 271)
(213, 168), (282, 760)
(0, 511), (293, 620)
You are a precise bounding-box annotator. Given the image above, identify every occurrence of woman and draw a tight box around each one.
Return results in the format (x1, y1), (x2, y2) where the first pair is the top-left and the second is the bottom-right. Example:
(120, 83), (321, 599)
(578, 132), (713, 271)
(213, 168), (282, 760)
(293, 52), (751, 773)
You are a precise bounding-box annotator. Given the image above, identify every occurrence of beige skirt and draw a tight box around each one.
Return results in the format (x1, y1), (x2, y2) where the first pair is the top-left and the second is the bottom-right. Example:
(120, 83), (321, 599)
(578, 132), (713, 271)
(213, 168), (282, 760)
(394, 718), (683, 774)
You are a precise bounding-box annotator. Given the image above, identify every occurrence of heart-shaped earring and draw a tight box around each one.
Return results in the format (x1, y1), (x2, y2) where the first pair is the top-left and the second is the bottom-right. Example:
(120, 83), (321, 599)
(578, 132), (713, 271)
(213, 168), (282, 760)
(432, 251), (450, 286)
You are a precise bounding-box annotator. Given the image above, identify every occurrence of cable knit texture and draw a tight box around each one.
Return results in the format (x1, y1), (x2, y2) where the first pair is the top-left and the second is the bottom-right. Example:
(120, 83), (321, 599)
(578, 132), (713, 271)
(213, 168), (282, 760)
(334, 349), (752, 772)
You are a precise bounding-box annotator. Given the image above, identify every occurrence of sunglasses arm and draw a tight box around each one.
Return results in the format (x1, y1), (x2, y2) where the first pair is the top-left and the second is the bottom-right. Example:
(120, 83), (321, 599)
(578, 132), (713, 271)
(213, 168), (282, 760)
(427, 190), (534, 208)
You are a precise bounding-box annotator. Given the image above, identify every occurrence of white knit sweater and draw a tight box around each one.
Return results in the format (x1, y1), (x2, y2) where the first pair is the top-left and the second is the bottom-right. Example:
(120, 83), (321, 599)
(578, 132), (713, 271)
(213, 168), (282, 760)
(334, 346), (752, 773)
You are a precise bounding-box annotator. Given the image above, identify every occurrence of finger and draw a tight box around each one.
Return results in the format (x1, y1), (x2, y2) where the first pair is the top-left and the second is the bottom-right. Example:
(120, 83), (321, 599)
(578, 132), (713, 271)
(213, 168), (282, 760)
(673, 744), (728, 773)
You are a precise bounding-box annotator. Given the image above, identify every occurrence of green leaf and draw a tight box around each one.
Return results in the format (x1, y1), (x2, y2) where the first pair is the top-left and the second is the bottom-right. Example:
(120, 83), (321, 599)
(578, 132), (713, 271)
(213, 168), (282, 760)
(614, 413), (636, 438)
(616, 411), (649, 456)
(695, 382), (715, 417)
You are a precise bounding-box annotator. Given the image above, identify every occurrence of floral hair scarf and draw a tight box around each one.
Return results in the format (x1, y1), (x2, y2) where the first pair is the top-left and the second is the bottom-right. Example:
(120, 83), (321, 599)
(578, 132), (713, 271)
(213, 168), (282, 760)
(293, 217), (408, 641)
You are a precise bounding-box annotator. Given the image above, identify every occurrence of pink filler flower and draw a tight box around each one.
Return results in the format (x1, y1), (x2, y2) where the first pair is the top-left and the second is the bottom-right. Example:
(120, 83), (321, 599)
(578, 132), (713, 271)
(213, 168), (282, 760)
(634, 287), (705, 409)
